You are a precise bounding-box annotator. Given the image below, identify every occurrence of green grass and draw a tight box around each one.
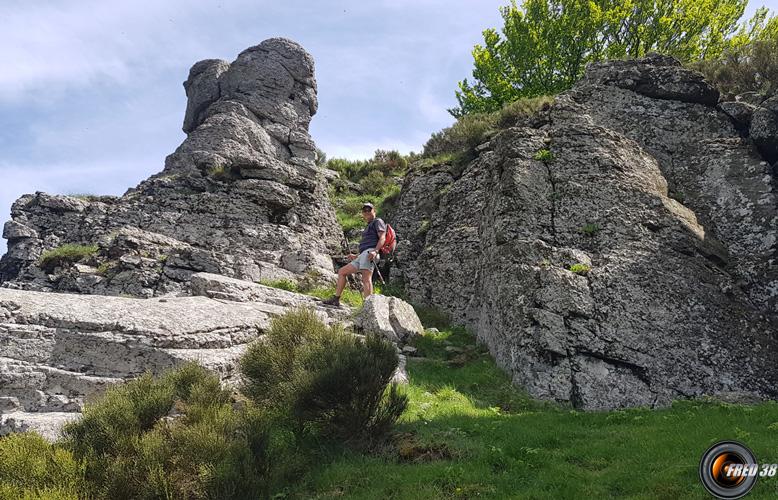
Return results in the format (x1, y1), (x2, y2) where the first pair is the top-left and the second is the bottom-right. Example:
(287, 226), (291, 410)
(260, 279), (365, 308)
(286, 324), (778, 499)
(39, 243), (99, 272)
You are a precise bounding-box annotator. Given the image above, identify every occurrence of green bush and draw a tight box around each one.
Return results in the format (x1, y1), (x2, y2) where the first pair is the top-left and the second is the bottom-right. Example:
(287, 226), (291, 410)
(0, 432), (84, 499)
(240, 308), (407, 443)
(291, 333), (408, 441)
(39, 243), (98, 272)
(62, 363), (272, 499)
(359, 170), (390, 195)
(423, 96), (553, 160)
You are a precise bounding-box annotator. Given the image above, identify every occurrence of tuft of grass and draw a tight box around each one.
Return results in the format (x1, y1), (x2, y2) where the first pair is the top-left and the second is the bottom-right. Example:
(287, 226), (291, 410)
(569, 263), (591, 275)
(39, 243), (99, 272)
(260, 279), (365, 308)
(534, 148), (554, 163)
(579, 223), (601, 236)
(305, 286), (365, 308)
(207, 164), (235, 181)
(260, 278), (300, 293)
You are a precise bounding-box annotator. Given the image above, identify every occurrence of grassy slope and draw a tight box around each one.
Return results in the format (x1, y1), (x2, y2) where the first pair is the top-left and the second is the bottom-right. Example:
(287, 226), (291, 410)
(290, 325), (778, 499)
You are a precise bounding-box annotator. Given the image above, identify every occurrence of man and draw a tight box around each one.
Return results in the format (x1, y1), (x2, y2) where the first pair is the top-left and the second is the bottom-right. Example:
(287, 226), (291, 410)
(322, 202), (386, 306)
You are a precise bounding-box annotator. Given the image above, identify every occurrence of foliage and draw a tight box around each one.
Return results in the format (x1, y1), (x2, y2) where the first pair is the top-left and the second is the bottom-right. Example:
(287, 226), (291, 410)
(207, 164), (235, 181)
(690, 8), (778, 97)
(452, 0), (752, 116)
(62, 363), (272, 499)
(325, 150), (409, 234)
(240, 308), (407, 442)
(533, 148), (554, 163)
(423, 96), (553, 160)
(39, 243), (98, 272)
(569, 263), (591, 275)
(579, 223), (601, 236)
(0, 433), (84, 499)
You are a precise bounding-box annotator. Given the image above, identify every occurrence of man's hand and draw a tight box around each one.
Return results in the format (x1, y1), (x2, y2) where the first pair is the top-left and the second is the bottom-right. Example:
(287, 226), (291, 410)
(347, 253), (357, 261)
(368, 250), (377, 261)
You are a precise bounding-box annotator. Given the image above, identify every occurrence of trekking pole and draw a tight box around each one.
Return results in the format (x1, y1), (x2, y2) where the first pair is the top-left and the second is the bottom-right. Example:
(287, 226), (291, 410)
(374, 261), (386, 285)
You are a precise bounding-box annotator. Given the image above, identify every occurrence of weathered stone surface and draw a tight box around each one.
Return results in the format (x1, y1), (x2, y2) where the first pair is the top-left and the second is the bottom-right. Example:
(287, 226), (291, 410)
(190, 272), (351, 324)
(751, 107), (778, 164)
(0, 272), (360, 439)
(580, 52), (719, 106)
(392, 53), (778, 410)
(354, 295), (423, 344)
(0, 38), (343, 297)
(718, 101), (755, 132)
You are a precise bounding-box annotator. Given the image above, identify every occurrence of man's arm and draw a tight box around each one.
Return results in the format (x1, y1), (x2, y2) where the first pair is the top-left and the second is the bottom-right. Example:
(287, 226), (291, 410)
(369, 231), (386, 261)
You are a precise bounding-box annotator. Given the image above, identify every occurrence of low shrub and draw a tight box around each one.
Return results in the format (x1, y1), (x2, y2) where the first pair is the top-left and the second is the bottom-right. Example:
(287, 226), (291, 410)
(62, 363), (272, 499)
(423, 96), (553, 159)
(39, 243), (98, 272)
(240, 308), (407, 443)
(0, 432), (84, 499)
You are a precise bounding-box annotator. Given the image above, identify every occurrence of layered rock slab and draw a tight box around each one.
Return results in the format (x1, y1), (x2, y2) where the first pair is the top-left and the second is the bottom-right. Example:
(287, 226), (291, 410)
(0, 275), (348, 438)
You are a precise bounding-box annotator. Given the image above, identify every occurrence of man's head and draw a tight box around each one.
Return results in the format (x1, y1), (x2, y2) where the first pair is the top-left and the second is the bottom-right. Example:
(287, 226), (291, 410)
(361, 202), (375, 222)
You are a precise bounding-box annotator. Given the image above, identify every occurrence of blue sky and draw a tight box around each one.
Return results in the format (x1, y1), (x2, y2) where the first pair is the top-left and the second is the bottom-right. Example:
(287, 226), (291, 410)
(1, 0), (775, 256)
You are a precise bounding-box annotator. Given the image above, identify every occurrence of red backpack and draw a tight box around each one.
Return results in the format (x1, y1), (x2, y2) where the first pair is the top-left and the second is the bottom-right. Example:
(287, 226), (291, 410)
(380, 224), (397, 255)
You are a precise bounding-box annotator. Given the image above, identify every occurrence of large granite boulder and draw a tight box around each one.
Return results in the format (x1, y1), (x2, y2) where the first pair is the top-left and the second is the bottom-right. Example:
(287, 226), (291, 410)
(391, 53), (778, 410)
(0, 38), (344, 298)
(354, 294), (424, 344)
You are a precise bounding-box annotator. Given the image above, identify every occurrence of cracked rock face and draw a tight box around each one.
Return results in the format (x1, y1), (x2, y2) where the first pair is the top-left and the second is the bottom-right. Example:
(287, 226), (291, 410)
(0, 38), (343, 298)
(0, 272), (351, 439)
(392, 53), (778, 410)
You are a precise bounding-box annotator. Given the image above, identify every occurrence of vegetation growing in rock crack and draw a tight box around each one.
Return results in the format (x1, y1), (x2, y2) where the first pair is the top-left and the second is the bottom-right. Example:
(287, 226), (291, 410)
(534, 148), (554, 163)
(579, 223), (601, 236)
(569, 263), (591, 275)
(39, 243), (99, 272)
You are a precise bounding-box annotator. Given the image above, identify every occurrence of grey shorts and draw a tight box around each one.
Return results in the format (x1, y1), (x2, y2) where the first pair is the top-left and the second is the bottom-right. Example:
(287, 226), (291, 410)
(350, 249), (379, 272)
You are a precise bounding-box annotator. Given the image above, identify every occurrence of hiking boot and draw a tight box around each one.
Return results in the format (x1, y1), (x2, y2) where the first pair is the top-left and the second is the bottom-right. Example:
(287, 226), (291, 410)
(321, 295), (341, 307)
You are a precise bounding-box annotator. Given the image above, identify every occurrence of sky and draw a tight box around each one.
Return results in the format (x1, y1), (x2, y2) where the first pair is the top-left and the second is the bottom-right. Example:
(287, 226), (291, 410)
(0, 0), (776, 256)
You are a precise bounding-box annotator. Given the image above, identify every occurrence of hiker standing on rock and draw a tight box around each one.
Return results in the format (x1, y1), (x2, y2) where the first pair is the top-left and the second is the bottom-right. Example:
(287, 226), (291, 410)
(323, 202), (386, 305)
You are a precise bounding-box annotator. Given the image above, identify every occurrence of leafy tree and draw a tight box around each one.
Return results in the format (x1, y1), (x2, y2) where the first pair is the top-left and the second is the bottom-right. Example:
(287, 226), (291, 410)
(452, 0), (750, 116)
(691, 7), (778, 97)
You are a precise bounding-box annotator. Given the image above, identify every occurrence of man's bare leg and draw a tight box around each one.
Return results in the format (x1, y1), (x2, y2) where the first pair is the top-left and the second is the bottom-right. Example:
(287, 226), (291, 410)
(361, 270), (373, 298)
(324, 264), (359, 305)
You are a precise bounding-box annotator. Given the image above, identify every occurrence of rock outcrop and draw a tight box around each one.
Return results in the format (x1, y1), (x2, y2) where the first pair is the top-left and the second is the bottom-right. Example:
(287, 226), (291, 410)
(0, 272), (351, 439)
(392, 53), (778, 410)
(0, 38), (343, 298)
